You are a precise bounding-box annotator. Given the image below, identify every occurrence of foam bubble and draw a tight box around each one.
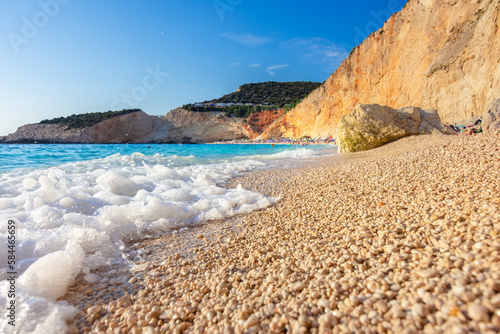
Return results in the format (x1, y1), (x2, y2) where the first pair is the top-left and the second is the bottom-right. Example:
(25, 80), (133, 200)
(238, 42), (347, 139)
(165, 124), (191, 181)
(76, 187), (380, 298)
(19, 240), (85, 300)
(240, 148), (321, 161)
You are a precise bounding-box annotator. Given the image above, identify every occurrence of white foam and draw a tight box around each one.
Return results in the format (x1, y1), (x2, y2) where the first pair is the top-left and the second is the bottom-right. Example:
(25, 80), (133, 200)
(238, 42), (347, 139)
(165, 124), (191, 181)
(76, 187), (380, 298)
(0, 153), (277, 333)
(0, 241), (83, 333)
(20, 240), (85, 300)
(242, 148), (321, 161)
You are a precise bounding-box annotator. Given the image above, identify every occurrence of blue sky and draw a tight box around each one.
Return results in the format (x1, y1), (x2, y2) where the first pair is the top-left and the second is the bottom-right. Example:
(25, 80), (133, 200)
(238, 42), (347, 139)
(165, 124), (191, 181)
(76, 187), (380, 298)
(0, 0), (405, 136)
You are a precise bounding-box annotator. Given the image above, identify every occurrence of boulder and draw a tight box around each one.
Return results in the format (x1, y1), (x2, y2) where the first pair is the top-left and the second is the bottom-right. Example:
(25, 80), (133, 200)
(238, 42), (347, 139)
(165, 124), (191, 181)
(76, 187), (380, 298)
(338, 104), (445, 153)
(483, 99), (500, 132)
(418, 109), (445, 134)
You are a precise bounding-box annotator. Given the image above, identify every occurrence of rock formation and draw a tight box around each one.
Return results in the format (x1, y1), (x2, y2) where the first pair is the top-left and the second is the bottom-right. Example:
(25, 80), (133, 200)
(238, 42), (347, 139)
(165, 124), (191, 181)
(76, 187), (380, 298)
(244, 109), (285, 139)
(160, 108), (248, 143)
(85, 111), (168, 143)
(260, 0), (500, 139)
(0, 123), (85, 144)
(337, 104), (446, 152)
(483, 98), (500, 132)
(0, 109), (249, 144)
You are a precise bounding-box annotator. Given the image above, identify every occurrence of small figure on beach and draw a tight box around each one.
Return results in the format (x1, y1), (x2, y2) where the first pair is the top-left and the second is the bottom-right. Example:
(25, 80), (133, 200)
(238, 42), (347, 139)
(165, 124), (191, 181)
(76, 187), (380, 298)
(465, 119), (483, 136)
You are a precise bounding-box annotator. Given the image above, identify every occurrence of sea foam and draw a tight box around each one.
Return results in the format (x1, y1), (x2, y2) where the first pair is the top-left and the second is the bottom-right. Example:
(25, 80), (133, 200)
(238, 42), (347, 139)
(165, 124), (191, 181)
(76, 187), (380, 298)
(0, 152), (277, 333)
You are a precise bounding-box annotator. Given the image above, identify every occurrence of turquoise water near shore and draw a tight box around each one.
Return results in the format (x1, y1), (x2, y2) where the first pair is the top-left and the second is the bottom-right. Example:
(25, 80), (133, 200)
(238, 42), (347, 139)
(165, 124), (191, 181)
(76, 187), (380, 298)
(0, 143), (336, 333)
(0, 143), (336, 172)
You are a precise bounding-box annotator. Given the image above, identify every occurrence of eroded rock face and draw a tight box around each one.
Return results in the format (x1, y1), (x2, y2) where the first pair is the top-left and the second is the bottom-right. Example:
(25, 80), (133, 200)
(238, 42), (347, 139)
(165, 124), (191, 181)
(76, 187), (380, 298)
(160, 108), (249, 143)
(483, 98), (500, 132)
(85, 111), (168, 143)
(244, 109), (285, 139)
(1, 109), (249, 144)
(338, 104), (445, 152)
(260, 0), (500, 139)
(0, 123), (85, 143)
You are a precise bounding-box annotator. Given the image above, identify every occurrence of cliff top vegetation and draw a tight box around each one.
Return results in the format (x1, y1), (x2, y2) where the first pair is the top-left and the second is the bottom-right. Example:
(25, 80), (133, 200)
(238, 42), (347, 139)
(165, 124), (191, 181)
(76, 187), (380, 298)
(184, 81), (321, 117)
(211, 81), (321, 105)
(39, 109), (142, 130)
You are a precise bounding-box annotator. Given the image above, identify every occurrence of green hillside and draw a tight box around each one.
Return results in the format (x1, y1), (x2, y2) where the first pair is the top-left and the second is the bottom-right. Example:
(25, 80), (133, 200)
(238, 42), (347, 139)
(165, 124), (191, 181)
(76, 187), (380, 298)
(212, 81), (321, 105)
(183, 81), (321, 117)
(40, 109), (142, 130)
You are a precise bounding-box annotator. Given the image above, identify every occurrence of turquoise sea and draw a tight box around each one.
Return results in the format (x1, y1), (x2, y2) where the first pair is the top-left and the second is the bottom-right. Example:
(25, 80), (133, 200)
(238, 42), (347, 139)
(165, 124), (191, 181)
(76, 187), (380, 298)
(0, 143), (336, 172)
(0, 143), (336, 332)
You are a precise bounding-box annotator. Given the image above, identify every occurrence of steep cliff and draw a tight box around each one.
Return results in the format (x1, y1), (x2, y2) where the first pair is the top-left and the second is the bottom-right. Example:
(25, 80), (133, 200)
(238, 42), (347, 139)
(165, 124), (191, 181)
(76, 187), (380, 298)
(0, 109), (249, 144)
(159, 108), (249, 143)
(85, 111), (168, 143)
(244, 109), (285, 139)
(260, 0), (500, 139)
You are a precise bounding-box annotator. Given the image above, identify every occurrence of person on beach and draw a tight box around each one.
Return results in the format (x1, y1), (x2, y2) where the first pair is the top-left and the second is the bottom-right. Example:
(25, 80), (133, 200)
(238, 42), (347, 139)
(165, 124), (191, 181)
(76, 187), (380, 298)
(465, 119), (482, 136)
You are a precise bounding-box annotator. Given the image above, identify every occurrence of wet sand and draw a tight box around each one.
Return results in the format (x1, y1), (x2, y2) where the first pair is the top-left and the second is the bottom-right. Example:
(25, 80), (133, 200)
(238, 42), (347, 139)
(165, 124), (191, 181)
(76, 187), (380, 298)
(65, 133), (500, 333)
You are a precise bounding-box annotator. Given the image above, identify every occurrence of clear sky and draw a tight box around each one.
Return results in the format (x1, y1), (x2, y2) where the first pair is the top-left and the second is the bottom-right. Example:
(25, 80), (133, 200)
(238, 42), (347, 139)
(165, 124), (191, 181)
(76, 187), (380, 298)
(0, 0), (405, 136)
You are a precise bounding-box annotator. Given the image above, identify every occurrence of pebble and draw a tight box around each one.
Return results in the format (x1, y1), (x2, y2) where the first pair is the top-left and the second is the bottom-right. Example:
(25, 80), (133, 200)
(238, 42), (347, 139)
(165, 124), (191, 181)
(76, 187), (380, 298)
(86, 305), (102, 316)
(293, 281), (306, 292)
(416, 268), (440, 279)
(243, 315), (259, 330)
(467, 303), (490, 322)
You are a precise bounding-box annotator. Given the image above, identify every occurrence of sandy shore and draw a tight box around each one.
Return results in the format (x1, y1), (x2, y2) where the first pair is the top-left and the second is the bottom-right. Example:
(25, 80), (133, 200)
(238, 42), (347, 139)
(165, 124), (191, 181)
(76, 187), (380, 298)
(65, 133), (500, 333)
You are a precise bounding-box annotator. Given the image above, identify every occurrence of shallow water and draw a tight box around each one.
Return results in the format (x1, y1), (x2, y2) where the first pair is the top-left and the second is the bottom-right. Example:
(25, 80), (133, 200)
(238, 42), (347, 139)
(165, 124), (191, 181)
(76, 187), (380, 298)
(0, 143), (335, 172)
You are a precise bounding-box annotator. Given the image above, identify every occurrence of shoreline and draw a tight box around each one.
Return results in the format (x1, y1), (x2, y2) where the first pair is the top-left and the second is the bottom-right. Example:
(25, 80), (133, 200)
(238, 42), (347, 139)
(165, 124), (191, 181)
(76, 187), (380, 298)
(209, 139), (336, 146)
(64, 133), (499, 333)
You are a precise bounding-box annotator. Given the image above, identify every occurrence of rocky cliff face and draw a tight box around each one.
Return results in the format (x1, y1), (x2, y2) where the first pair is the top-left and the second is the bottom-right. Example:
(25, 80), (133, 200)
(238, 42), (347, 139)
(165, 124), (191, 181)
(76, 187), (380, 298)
(0, 109), (249, 144)
(261, 0), (500, 139)
(244, 109), (285, 139)
(0, 123), (85, 143)
(85, 111), (168, 143)
(160, 108), (249, 143)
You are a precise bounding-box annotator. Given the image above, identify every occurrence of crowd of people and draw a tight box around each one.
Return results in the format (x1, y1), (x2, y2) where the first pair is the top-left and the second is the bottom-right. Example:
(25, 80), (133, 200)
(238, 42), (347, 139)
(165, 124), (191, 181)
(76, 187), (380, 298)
(216, 137), (337, 145)
(444, 119), (483, 135)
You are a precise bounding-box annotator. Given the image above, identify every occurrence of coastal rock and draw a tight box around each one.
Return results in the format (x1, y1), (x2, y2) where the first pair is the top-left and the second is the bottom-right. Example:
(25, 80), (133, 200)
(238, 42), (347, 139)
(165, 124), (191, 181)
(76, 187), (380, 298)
(1, 109), (249, 144)
(337, 104), (445, 152)
(245, 109), (285, 139)
(160, 108), (249, 143)
(85, 111), (167, 143)
(483, 98), (500, 132)
(418, 109), (445, 134)
(260, 0), (500, 139)
(0, 123), (85, 143)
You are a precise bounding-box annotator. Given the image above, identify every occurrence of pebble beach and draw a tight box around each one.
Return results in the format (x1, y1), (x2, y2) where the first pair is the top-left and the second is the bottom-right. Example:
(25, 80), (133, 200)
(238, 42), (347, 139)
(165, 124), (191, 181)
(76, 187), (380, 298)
(65, 132), (500, 334)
